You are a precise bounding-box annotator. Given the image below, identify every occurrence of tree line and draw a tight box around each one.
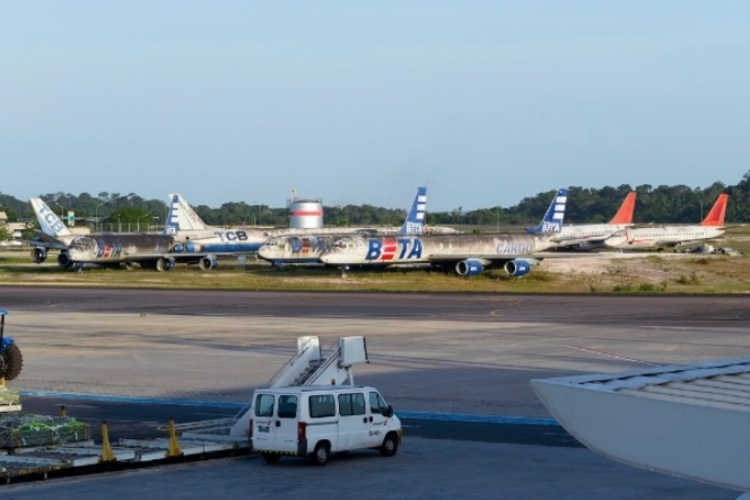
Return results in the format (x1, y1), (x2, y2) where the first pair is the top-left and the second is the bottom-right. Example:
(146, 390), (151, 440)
(1, 172), (749, 232)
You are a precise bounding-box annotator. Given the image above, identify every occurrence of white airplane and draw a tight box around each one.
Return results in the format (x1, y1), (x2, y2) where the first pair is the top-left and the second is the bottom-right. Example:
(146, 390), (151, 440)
(28, 198), (179, 271)
(526, 189), (637, 251)
(319, 232), (555, 277)
(603, 193), (728, 251)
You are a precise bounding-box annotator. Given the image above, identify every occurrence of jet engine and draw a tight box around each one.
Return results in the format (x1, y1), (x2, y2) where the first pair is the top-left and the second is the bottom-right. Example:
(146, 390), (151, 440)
(31, 247), (48, 264)
(199, 255), (218, 271)
(455, 259), (484, 277)
(57, 252), (74, 269)
(156, 257), (176, 272)
(504, 259), (534, 277)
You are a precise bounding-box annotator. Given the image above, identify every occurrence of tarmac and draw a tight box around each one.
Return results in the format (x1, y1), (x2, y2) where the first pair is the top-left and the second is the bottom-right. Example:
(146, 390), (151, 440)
(0, 287), (747, 498)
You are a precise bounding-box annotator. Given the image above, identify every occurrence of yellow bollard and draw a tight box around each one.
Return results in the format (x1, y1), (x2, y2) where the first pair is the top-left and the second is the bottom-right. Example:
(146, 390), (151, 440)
(100, 420), (115, 463)
(167, 417), (183, 458)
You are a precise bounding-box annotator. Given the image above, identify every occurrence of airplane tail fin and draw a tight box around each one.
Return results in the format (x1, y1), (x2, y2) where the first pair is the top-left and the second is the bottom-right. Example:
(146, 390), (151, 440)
(399, 187), (427, 234)
(700, 193), (728, 227)
(608, 192), (637, 224)
(30, 198), (73, 238)
(165, 193), (209, 234)
(525, 188), (568, 234)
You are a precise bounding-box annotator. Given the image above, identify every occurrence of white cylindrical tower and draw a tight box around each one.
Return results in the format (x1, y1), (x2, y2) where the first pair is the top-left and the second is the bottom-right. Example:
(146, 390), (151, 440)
(288, 198), (323, 229)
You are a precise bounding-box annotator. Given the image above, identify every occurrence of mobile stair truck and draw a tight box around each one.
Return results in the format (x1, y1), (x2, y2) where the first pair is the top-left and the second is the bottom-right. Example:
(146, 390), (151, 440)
(175, 335), (402, 465)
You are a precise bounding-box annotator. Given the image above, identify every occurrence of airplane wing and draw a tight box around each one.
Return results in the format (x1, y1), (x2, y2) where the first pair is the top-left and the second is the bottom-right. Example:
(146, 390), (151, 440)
(427, 253), (545, 266)
(424, 253), (547, 277)
(19, 232), (69, 250)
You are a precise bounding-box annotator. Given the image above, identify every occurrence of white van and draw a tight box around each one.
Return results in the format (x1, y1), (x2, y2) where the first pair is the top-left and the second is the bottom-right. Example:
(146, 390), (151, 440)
(249, 385), (402, 465)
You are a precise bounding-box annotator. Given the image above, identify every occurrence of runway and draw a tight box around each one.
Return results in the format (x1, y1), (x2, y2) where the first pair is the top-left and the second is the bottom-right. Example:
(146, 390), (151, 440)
(0, 287), (746, 498)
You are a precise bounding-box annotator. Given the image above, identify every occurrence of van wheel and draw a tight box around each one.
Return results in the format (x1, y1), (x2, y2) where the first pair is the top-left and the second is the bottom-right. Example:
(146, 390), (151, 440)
(379, 434), (398, 457)
(262, 453), (281, 464)
(311, 442), (330, 466)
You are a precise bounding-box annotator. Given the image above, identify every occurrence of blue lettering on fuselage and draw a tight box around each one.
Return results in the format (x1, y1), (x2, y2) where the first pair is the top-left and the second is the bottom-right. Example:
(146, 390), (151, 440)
(366, 238), (423, 261)
(366, 239), (382, 260)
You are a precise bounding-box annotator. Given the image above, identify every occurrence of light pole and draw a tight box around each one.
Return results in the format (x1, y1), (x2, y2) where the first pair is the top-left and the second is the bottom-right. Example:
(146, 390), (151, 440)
(493, 201), (499, 233)
(137, 214), (150, 232)
(95, 203), (104, 232)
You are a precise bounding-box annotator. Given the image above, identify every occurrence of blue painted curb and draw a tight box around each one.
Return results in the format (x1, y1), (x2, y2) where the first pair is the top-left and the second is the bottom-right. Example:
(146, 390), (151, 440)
(21, 390), (560, 427)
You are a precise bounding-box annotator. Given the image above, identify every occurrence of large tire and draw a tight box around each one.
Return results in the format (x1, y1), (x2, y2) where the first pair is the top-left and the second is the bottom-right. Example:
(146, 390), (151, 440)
(0, 344), (23, 381)
(311, 442), (330, 466)
(262, 453), (281, 464)
(379, 433), (399, 457)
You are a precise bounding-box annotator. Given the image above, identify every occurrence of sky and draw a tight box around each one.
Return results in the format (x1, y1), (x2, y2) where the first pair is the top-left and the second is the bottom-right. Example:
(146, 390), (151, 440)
(2, 1), (750, 211)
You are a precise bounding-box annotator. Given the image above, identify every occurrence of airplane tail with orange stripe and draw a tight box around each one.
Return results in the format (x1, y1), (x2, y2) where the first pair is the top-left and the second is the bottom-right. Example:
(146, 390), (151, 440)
(608, 192), (637, 224)
(700, 194), (728, 227)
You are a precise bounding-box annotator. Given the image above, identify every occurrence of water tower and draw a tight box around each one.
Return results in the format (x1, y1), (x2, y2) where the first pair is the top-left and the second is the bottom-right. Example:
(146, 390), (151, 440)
(287, 197), (324, 229)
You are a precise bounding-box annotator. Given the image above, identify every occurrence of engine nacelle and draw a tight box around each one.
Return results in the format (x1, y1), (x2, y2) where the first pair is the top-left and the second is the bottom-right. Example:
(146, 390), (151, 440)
(199, 255), (218, 271)
(57, 252), (74, 269)
(31, 247), (48, 264)
(504, 259), (534, 277)
(156, 257), (176, 272)
(455, 259), (484, 277)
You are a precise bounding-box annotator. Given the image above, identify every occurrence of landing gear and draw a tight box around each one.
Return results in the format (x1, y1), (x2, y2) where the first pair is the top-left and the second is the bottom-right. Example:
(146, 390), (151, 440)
(339, 266), (349, 279)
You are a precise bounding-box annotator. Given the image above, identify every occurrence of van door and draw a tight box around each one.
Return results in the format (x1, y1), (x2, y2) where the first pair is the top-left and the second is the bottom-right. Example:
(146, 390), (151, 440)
(337, 392), (368, 450)
(252, 393), (299, 454)
(367, 390), (390, 447)
(274, 394), (300, 454)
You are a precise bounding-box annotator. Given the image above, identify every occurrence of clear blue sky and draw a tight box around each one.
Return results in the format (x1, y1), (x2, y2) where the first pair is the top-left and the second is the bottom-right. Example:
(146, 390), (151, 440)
(2, 1), (749, 211)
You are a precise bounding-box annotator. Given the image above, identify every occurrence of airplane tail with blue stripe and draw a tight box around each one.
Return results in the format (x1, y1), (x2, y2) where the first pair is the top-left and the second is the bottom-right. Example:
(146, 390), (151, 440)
(399, 187), (427, 234)
(164, 194), (210, 235)
(30, 198), (73, 239)
(525, 188), (568, 234)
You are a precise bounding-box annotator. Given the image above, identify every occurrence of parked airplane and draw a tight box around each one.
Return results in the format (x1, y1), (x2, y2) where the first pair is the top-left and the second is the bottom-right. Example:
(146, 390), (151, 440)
(603, 193), (728, 251)
(319, 233), (555, 277)
(165, 194), (270, 270)
(526, 189), (637, 250)
(258, 187), (428, 266)
(29, 198), (180, 271)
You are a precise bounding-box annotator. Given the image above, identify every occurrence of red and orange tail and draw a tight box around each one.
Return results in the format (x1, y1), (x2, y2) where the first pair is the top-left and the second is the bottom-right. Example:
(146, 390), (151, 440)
(701, 194), (728, 227)
(608, 192), (637, 224)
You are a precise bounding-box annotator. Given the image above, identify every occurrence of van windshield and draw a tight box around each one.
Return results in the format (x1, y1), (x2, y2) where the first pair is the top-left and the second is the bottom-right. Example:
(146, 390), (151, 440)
(369, 391), (387, 414)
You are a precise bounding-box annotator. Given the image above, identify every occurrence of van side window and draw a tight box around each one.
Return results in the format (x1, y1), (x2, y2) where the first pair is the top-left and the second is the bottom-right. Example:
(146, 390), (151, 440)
(278, 395), (298, 419)
(255, 394), (275, 417)
(338, 394), (353, 416)
(337, 393), (365, 416)
(369, 391), (386, 414)
(351, 393), (365, 415)
(309, 394), (336, 418)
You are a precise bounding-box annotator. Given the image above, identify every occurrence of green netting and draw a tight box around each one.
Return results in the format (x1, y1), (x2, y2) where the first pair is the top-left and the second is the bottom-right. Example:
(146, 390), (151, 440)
(0, 389), (20, 406)
(0, 413), (90, 448)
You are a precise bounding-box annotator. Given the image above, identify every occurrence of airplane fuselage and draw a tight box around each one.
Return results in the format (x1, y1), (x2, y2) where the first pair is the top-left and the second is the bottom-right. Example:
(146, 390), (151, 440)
(551, 223), (632, 250)
(320, 234), (552, 266)
(603, 226), (725, 250)
(258, 235), (337, 264)
(66, 234), (175, 263)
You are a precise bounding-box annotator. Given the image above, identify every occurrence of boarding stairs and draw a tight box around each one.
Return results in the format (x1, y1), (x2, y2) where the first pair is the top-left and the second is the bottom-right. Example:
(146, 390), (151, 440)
(168, 336), (369, 439)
